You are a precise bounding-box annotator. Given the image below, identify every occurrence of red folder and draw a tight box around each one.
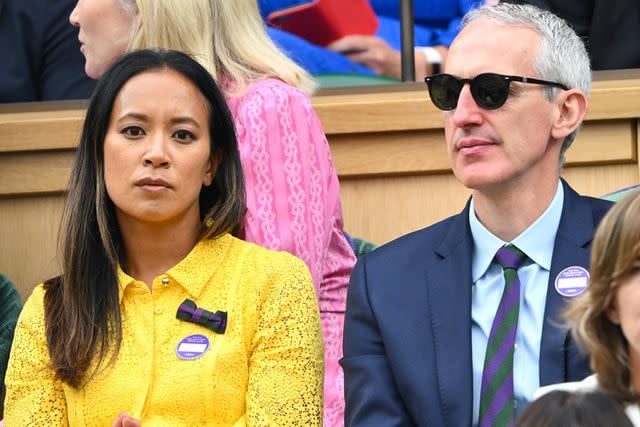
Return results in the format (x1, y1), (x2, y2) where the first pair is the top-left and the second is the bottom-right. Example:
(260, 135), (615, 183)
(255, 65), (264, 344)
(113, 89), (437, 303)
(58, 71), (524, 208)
(267, 0), (379, 47)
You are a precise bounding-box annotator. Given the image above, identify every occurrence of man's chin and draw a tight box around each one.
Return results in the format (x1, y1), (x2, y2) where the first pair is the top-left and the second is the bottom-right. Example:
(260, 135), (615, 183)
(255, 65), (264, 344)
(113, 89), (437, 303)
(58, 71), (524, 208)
(454, 168), (495, 190)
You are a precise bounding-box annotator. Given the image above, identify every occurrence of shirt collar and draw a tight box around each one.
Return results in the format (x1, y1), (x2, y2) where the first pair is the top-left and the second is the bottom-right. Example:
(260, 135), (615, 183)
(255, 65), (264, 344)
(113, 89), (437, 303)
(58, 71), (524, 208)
(117, 234), (233, 303)
(469, 181), (564, 282)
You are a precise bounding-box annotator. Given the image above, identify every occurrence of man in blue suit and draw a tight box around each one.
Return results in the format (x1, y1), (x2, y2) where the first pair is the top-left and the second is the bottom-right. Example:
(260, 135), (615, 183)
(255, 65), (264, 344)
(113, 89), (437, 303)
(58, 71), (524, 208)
(342, 3), (612, 427)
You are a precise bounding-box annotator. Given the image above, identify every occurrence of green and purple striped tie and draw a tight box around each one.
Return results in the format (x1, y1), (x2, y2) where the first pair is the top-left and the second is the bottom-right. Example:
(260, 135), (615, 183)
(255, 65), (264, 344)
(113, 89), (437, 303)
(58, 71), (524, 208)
(478, 244), (527, 427)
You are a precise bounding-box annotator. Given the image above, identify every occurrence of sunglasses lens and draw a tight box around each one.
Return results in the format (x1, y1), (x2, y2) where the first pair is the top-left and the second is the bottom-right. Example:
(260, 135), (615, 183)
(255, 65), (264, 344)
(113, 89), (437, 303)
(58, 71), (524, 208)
(472, 74), (509, 109)
(428, 74), (462, 111)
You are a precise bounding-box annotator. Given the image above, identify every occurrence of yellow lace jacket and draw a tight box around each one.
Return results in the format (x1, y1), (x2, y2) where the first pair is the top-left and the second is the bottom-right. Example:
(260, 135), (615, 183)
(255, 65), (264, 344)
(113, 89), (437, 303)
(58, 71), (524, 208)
(5, 234), (324, 426)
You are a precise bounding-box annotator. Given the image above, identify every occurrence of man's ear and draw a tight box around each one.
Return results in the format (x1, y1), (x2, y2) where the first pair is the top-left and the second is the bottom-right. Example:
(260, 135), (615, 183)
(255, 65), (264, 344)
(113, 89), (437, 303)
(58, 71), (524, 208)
(203, 152), (221, 187)
(550, 89), (588, 141)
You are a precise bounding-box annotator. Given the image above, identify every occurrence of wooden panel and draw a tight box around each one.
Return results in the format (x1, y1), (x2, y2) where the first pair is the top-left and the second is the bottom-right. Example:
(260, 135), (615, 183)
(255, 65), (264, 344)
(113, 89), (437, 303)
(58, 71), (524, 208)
(638, 120), (640, 175)
(1, 119), (632, 197)
(314, 87), (442, 134)
(0, 110), (84, 152)
(0, 150), (73, 196)
(0, 196), (65, 300)
(339, 174), (471, 245)
(568, 120), (636, 164)
(2, 71), (639, 153)
(330, 119), (635, 178)
(330, 129), (449, 176)
(588, 80), (640, 120)
(563, 164), (639, 198)
(312, 75), (640, 135)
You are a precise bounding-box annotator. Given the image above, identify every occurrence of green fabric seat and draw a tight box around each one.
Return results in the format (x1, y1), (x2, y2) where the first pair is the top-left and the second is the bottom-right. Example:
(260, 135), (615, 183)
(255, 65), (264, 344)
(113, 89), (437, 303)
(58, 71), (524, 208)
(314, 73), (399, 88)
(352, 236), (377, 258)
(1, 273), (21, 418)
(601, 185), (640, 202)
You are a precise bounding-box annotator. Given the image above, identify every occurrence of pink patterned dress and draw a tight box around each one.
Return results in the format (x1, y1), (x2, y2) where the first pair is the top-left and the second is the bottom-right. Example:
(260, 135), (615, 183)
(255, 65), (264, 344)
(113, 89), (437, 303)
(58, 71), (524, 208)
(226, 78), (356, 426)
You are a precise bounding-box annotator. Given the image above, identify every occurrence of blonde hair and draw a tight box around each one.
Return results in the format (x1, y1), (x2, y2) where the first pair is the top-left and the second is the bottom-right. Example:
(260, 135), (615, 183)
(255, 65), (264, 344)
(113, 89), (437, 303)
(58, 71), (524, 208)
(120, 0), (316, 95)
(565, 190), (640, 403)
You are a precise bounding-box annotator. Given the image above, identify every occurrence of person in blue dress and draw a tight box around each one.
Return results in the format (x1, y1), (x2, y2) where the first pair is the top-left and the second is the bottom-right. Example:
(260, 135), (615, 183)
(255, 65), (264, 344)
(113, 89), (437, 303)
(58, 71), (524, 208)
(259, 0), (479, 79)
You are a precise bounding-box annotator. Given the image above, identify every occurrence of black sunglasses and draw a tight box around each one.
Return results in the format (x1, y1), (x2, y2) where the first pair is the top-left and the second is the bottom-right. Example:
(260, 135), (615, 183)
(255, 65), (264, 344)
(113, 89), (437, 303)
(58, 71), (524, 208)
(424, 72), (569, 111)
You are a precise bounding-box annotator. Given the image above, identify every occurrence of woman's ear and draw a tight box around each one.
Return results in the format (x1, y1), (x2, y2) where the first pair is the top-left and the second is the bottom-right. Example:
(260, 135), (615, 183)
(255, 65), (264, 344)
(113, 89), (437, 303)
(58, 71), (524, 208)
(134, 2), (143, 26)
(607, 302), (621, 325)
(203, 152), (221, 187)
(550, 89), (588, 142)
(132, 9), (143, 35)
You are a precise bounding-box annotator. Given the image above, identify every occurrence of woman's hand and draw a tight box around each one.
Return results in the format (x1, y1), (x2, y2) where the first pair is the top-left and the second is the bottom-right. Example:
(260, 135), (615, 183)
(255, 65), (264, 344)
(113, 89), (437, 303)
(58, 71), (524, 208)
(327, 36), (447, 80)
(328, 35), (402, 78)
(111, 412), (142, 427)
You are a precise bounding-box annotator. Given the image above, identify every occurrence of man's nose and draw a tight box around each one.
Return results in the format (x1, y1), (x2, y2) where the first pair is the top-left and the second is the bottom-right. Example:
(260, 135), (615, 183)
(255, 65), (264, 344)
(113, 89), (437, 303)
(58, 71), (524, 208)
(450, 84), (484, 128)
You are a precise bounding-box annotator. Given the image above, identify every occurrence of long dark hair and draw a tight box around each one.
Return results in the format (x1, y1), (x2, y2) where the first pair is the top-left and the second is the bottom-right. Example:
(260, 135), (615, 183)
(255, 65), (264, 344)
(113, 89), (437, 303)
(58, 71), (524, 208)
(44, 49), (246, 387)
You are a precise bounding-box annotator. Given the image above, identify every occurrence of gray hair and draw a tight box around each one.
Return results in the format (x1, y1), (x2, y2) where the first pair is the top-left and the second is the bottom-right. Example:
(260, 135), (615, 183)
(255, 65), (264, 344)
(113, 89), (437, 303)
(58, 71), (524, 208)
(462, 3), (591, 165)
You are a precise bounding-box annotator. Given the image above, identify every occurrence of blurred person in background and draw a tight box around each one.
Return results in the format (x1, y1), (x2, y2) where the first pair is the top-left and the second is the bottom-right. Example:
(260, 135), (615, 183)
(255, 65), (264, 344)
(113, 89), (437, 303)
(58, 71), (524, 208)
(534, 190), (640, 426)
(0, 273), (21, 420)
(259, 0), (479, 80)
(502, 0), (640, 70)
(0, 0), (95, 103)
(515, 390), (634, 427)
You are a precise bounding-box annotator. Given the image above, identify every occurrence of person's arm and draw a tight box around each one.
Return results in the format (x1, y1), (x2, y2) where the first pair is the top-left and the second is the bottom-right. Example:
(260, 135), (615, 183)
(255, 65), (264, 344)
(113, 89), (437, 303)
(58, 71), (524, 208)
(267, 27), (375, 75)
(327, 35), (402, 78)
(0, 274), (21, 411)
(4, 286), (68, 426)
(342, 257), (411, 426)
(236, 80), (351, 290)
(327, 35), (446, 79)
(245, 255), (324, 425)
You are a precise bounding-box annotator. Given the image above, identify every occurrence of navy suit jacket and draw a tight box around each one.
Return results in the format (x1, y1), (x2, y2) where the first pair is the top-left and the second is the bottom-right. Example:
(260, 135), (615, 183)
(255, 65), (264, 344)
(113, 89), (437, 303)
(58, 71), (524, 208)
(0, 0), (95, 103)
(342, 180), (613, 427)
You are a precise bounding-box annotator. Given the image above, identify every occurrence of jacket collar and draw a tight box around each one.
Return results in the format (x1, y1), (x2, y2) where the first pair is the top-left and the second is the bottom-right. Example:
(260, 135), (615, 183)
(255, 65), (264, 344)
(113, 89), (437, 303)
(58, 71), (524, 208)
(117, 234), (233, 303)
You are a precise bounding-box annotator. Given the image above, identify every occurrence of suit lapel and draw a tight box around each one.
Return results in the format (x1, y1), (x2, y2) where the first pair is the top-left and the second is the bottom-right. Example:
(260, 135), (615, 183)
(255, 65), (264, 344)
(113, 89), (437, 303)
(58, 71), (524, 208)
(539, 180), (595, 386)
(428, 201), (474, 427)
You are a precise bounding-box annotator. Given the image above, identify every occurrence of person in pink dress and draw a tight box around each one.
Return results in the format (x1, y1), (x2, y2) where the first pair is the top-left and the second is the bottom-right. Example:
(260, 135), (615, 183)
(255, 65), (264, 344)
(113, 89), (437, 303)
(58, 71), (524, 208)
(69, 0), (356, 423)
(225, 79), (355, 424)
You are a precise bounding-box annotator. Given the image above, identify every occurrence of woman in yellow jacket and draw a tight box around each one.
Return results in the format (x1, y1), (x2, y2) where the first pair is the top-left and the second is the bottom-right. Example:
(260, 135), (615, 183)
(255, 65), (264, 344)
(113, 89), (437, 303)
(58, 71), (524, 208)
(4, 49), (323, 426)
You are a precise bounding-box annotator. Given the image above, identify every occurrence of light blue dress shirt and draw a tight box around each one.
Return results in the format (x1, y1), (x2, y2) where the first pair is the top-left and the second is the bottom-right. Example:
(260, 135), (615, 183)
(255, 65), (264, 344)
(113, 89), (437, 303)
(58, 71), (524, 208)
(470, 182), (564, 426)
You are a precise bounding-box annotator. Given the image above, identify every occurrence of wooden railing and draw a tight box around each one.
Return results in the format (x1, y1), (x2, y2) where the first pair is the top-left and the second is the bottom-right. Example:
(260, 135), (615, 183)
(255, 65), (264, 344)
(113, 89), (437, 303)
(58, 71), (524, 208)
(1, 70), (640, 298)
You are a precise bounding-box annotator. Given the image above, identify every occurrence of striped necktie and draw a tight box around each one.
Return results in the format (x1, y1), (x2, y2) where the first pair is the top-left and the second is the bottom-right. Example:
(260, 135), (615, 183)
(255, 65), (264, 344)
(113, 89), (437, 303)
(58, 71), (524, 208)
(478, 244), (528, 427)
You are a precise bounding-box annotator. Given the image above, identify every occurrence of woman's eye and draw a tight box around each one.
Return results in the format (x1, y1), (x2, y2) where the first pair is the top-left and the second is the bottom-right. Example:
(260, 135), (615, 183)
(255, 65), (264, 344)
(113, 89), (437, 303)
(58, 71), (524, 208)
(122, 126), (145, 137)
(173, 130), (196, 143)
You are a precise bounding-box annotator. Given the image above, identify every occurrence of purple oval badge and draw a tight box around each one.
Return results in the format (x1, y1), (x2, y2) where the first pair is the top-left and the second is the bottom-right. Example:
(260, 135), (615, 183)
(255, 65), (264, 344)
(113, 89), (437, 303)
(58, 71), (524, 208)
(555, 266), (589, 297)
(176, 334), (210, 360)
